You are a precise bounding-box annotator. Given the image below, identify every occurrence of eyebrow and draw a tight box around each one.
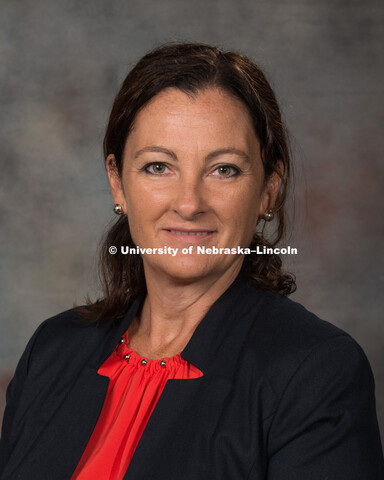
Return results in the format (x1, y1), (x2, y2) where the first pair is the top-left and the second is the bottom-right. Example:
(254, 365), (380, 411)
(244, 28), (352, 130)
(134, 146), (251, 164)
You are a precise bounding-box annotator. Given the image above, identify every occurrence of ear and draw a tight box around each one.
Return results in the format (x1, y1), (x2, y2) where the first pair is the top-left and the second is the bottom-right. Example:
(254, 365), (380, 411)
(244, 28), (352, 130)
(258, 161), (283, 218)
(106, 154), (127, 213)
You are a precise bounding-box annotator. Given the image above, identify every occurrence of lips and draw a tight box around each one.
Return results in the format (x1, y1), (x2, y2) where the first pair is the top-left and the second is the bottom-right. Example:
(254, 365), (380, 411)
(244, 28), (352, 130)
(168, 229), (213, 236)
(164, 228), (216, 242)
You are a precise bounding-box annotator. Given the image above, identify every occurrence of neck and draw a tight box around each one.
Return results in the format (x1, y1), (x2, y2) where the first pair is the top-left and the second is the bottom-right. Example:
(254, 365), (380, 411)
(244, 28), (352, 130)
(128, 262), (243, 358)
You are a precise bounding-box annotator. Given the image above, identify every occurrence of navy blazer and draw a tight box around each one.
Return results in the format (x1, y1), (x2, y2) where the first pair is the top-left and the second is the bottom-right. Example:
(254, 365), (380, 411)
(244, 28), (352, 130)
(1, 272), (383, 479)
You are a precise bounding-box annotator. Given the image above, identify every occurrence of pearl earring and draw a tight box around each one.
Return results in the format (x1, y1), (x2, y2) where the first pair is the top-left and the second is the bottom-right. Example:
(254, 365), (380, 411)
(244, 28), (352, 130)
(264, 209), (274, 222)
(113, 204), (124, 215)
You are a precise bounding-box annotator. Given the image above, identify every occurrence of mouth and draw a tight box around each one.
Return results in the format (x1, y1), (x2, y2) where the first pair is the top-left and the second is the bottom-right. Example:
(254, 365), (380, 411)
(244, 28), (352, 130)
(164, 228), (216, 242)
(168, 229), (213, 236)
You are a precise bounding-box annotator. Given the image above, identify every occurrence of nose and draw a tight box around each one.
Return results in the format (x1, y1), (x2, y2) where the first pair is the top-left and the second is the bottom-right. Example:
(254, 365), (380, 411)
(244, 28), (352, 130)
(171, 174), (206, 220)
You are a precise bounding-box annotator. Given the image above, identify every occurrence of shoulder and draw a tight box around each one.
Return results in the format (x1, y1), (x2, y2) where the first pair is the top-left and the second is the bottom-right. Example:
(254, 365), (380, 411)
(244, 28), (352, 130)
(242, 281), (348, 347)
(28, 306), (102, 349)
(239, 290), (384, 476)
(240, 283), (373, 392)
(20, 306), (121, 377)
(1, 307), (101, 437)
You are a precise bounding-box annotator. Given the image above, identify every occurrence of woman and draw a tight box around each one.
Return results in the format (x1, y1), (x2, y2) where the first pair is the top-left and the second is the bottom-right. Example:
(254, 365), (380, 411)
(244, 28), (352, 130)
(0, 43), (383, 480)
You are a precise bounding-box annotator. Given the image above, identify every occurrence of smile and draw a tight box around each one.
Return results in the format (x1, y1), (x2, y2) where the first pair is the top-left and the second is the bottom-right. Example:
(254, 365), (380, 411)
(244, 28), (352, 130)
(169, 230), (213, 236)
(164, 229), (216, 242)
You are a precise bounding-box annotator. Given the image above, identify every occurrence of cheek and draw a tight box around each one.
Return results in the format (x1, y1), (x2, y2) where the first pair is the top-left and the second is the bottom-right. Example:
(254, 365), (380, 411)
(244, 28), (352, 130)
(123, 179), (170, 241)
(122, 186), (146, 237)
(232, 207), (259, 238)
(219, 183), (261, 220)
(214, 188), (261, 242)
(123, 179), (153, 216)
(124, 174), (171, 208)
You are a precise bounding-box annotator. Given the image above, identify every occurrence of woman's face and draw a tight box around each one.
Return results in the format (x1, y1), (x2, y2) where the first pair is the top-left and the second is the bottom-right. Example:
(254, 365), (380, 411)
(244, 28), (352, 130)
(107, 87), (281, 284)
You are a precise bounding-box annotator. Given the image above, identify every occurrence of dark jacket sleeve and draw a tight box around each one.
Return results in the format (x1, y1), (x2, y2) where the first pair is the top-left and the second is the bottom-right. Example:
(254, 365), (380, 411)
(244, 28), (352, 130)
(264, 335), (384, 479)
(0, 321), (47, 475)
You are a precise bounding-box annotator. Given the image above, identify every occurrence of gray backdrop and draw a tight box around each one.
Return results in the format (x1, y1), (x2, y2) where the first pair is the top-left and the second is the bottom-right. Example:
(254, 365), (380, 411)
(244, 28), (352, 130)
(1, 0), (383, 442)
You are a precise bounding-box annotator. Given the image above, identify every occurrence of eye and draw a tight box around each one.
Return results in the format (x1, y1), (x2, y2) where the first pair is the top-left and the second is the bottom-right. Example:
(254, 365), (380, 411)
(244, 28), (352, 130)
(210, 165), (240, 178)
(144, 162), (171, 175)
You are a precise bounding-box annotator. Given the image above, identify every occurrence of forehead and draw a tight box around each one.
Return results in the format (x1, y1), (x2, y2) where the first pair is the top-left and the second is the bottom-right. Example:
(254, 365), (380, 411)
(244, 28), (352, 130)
(125, 87), (258, 151)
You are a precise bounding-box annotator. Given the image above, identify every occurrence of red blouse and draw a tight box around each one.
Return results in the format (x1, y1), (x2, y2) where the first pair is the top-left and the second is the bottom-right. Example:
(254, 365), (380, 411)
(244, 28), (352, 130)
(71, 330), (203, 480)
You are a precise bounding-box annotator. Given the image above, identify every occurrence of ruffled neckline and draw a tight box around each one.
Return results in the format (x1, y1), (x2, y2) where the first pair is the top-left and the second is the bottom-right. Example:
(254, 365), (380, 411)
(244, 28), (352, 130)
(115, 330), (184, 373)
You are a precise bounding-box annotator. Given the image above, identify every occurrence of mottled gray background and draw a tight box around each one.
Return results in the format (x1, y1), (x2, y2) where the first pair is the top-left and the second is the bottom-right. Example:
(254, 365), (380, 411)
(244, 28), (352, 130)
(1, 0), (383, 441)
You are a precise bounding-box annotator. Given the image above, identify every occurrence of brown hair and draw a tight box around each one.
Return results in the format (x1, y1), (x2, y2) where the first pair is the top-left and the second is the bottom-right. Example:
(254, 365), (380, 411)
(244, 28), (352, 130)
(76, 42), (296, 323)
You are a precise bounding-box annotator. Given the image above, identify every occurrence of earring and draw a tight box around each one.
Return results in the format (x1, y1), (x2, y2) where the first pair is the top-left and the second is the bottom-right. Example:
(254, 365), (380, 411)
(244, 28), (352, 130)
(113, 204), (124, 215)
(264, 209), (274, 222)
